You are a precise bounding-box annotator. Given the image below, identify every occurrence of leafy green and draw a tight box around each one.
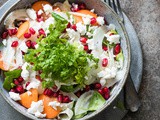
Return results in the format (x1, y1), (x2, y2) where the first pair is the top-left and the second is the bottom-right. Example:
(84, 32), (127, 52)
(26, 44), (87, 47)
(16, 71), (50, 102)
(42, 80), (55, 88)
(88, 91), (106, 111)
(24, 13), (98, 90)
(116, 50), (124, 61)
(3, 69), (22, 91)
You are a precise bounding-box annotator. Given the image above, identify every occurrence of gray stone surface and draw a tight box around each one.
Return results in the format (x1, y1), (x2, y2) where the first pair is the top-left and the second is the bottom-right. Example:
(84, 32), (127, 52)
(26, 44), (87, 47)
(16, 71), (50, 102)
(0, 0), (160, 120)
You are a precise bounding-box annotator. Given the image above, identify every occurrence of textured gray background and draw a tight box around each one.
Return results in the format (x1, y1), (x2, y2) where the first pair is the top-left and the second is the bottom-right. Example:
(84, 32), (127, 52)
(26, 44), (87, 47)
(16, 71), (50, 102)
(0, 0), (160, 120)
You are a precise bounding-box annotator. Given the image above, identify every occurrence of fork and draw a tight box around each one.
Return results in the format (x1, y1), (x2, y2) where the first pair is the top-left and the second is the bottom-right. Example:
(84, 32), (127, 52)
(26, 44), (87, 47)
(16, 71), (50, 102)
(104, 0), (141, 112)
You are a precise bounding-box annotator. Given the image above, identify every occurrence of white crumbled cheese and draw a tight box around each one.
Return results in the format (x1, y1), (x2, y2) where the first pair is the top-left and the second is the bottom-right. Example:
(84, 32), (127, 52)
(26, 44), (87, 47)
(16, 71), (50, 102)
(2, 39), (7, 46)
(43, 4), (53, 14)
(108, 24), (116, 30)
(28, 100), (46, 118)
(86, 32), (93, 38)
(26, 80), (40, 90)
(21, 62), (30, 80)
(96, 17), (105, 26)
(98, 67), (117, 79)
(26, 9), (37, 20)
(42, 17), (55, 33)
(82, 17), (91, 25)
(106, 34), (120, 44)
(76, 22), (86, 35)
(9, 92), (21, 101)
(90, 9), (95, 13)
(37, 9), (43, 15)
(19, 41), (28, 53)
(35, 44), (39, 49)
(49, 101), (61, 110)
(100, 78), (106, 86)
(27, 91), (32, 96)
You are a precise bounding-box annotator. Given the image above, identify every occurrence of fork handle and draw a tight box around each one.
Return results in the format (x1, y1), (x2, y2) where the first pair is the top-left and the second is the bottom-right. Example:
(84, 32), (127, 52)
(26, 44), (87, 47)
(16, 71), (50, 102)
(124, 74), (141, 112)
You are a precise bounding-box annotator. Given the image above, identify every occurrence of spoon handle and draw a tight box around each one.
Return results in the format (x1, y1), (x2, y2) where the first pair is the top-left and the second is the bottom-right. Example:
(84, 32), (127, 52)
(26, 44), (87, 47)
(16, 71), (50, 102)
(125, 74), (141, 112)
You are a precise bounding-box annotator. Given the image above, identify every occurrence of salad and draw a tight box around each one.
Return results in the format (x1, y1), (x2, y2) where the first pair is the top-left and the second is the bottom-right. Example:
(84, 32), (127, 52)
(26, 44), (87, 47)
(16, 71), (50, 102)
(0, 0), (124, 119)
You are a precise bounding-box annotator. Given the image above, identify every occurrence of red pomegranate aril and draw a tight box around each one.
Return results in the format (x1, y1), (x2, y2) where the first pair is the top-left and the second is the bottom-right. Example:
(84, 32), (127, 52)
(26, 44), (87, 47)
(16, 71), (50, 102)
(102, 87), (110, 94)
(63, 96), (71, 103)
(18, 76), (24, 83)
(78, 3), (86, 9)
(114, 44), (121, 55)
(11, 41), (19, 47)
(98, 89), (104, 95)
(10, 88), (16, 93)
(67, 22), (71, 28)
(102, 58), (108, 67)
(38, 28), (46, 36)
(85, 85), (90, 92)
(36, 75), (42, 81)
(25, 82), (30, 88)
(29, 27), (36, 35)
(31, 42), (37, 49)
(104, 93), (110, 100)
(84, 45), (89, 51)
(80, 37), (87, 44)
(37, 17), (44, 22)
(2, 31), (8, 39)
(43, 88), (53, 96)
(90, 17), (97, 25)
(16, 85), (24, 94)
(14, 79), (20, 85)
(52, 85), (58, 90)
(11, 28), (18, 35)
(58, 94), (63, 103)
(94, 83), (102, 89)
(71, 24), (77, 31)
(109, 33), (114, 36)
(75, 91), (82, 98)
(21, 51), (25, 55)
(24, 33), (31, 38)
(36, 12), (42, 18)
(103, 46), (108, 51)
(53, 92), (59, 97)
(25, 40), (32, 48)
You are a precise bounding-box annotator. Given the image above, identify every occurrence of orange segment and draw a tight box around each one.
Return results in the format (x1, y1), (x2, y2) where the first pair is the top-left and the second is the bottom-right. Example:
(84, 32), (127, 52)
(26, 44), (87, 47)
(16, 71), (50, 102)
(19, 89), (38, 108)
(0, 52), (8, 71)
(73, 10), (98, 24)
(16, 21), (29, 39)
(39, 94), (61, 119)
(32, 1), (52, 12)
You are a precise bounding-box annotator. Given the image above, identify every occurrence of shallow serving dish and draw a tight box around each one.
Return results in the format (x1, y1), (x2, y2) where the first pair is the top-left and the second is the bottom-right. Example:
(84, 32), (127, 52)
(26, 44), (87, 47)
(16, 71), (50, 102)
(0, 0), (130, 119)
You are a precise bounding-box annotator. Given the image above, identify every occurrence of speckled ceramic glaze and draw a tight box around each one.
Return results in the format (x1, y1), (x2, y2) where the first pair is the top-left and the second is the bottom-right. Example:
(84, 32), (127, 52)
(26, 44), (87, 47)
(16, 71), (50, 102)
(0, 0), (130, 120)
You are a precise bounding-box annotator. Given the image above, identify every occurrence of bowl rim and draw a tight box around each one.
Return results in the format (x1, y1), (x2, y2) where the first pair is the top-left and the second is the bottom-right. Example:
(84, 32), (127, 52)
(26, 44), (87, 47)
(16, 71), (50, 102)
(0, 0), (131, 120)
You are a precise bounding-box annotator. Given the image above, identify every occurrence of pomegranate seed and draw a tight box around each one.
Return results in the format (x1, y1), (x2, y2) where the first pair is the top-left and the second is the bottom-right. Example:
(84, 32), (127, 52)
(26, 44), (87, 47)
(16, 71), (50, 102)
(2, 31), (8, 39)
(31, 42), (37, 49)
(75, 91), (82, 98)
(36, 12), (42, 18)
(25, 40), (32, 48)
(43, 88), (53, 96)
(78, 3), (86, 9)
(52, 85), (58, 90)
(10, 88), (16, 93)
(37, 17), (44, 22)
(14, 79), (20, 85)
(90, 17), (97, 25)
(71, 3), (79, 12)
(18, 76), (24, 83)
(85, 85), (90, 91)
(98, 89), (104, 95)
(38, 70), (42, 74)
(11, 41), (19, 47)
(102, 58), (108, 67)
(104, 93), (110, 100)
(94, 83), (102, 89)
(102, 87), (110, 94)
(67, 22), (71, 28)
(63, 96), (71, 103)
(58, 94), (63, 103)
(24, 33), (31, 38)
(29, 27), (36, 35)
(36, 75), (42, 81)
(38, 28), (46, 36)
(71, 24), (77, 31)
(53, 92), (59, 97)
(25, 82), (30, 88)
(16, 85), (24, 94)
(80, 37), (88, 44)
(21, 51), (25, 55)
(84, 45), (89, 51)
(114, 44), (121, 55)
(11, 28), (18, 35)
(8, 29), (12, 36)
(102, 46), (108, 51)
